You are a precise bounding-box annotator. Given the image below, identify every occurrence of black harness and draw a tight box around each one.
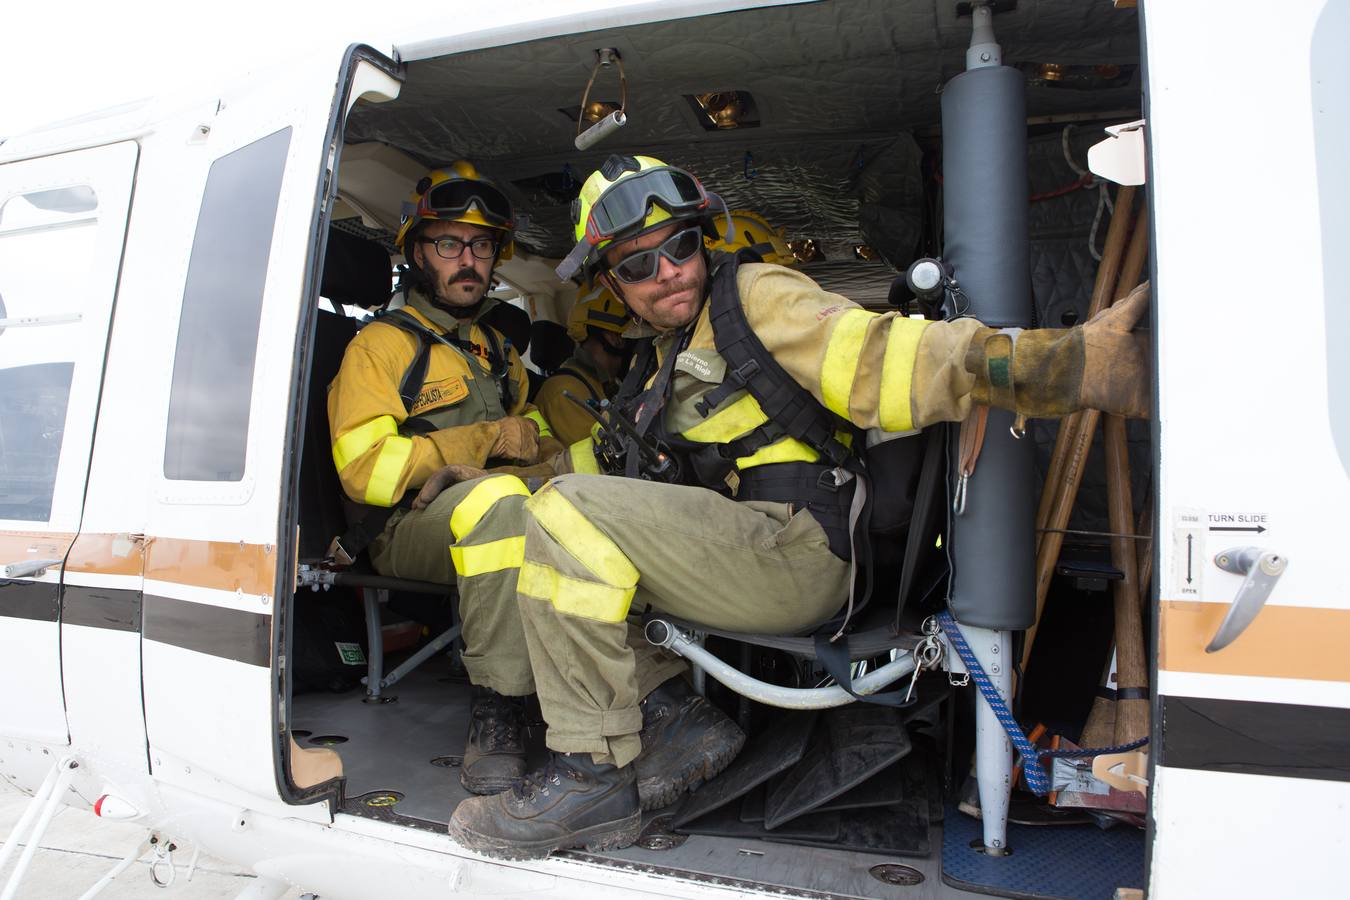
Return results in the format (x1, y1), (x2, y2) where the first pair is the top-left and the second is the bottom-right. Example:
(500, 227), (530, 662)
(377, 307), (516, 429)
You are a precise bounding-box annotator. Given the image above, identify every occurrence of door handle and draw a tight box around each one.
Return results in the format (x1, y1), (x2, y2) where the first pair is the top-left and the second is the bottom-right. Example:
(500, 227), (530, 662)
(1205, 547), (1288, 653)
(2, 558), (62, 579)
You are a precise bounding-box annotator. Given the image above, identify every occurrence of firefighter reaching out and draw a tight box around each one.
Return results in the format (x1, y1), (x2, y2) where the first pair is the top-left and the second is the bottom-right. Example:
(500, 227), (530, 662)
(431, 154), (1149, 860)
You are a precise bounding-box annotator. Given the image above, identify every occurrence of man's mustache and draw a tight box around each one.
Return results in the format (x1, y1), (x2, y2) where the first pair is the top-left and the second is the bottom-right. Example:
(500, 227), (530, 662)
(650, 278), (699, 301)
(449, 269), (484, 285)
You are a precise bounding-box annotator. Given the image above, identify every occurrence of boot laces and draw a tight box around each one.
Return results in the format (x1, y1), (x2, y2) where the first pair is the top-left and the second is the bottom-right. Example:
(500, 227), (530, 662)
(473, 698), (523, 752)
(511, 756), (567, 806)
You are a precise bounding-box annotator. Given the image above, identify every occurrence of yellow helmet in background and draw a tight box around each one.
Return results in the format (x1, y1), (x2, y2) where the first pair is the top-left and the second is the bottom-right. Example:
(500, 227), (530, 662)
(706, 209), (797, 267)
(556, 154), (726, 284)
(567, 285), (630, 343)
(395, 160), (515, 260)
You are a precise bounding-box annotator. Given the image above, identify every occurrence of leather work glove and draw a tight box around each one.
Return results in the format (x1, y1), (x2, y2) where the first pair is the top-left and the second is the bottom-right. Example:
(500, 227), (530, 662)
(491, 416), (541, 464)
(966, 281), (1151, 419)
(1079, 281), (1151, 418)
(412, 463), (490, 510)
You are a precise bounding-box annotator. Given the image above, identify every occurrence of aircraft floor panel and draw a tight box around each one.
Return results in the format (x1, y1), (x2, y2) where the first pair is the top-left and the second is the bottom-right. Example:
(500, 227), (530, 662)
(291, 663), (985, 897)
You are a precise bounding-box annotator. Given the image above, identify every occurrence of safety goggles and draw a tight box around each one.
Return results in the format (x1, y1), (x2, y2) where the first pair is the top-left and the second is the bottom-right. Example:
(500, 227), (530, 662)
(557, 167), (710, 281)
(579, 166), (707, 245)
(419, 179), (514, 228)
(607, 226), (704, 284)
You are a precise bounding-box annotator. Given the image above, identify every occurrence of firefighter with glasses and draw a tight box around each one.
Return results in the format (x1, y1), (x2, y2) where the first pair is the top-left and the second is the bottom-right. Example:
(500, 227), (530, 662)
(326, 161), (564, 796)
(440, 154), (1151, 859)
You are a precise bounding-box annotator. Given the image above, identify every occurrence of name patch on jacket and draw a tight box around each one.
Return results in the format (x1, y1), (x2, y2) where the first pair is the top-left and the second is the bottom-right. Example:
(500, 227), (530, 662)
(412, 377), (470, 414)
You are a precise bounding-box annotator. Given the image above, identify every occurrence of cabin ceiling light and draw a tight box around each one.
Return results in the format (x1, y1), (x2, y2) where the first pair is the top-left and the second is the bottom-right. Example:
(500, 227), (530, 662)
(788, 239), (822, 264)
(853, 245), (878, 262)
(684, 91), (761, 132)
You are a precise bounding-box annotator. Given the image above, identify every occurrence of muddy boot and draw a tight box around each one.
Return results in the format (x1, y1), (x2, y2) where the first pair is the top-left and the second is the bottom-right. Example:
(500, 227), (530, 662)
(460, 687), (527, 795)
(448, 752), (641, 860)
(634, 677), (746, 810)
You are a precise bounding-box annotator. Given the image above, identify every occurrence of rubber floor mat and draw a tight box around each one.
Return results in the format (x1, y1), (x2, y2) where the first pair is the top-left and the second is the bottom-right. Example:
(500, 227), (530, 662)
(671, 710), (818, 830)
(678, 791), (841, 842)
(942, 802), (1145, 899)
(763, 705), (911, 829)
(765, 748), (931, 858)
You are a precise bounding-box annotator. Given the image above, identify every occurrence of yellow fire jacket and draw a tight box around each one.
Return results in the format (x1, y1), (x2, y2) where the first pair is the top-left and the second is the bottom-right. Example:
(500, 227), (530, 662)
(533, 346), (617, 446)
(328, 292), (549, 507)
(567, 262), (981, 475)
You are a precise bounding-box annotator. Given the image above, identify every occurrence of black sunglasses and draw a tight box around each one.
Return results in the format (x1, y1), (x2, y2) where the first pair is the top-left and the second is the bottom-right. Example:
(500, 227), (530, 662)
(608, 227), (704, 284)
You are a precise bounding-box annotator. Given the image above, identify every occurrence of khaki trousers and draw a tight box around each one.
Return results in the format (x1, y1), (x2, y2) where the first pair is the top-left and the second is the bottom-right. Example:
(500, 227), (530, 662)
(518, 474), (850, 766)
(370, 474), (683, 701)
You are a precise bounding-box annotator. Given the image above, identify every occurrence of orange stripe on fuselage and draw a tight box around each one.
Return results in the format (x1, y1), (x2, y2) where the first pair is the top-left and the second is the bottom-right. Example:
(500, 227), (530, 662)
(0, 530), (276, 597)
(1160, 599), (1350, 683)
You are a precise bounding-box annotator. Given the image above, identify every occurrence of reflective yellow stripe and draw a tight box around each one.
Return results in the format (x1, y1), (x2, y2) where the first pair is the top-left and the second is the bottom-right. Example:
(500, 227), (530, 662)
(333, 415), (398, 472)
(523, 409), (554, 438)
(568, 438), (601, 474)
(526, 486), (638, 587)
(736, 437), (819, 469)
(363, 436), (413, 507)
(879, 318), (930, 432)
(449, 475), (530, 541)
(518, 560), (635, 623)
(820, 309), (876, 420)
(450, 536), (525, 577)
(682, 394), (769, 443)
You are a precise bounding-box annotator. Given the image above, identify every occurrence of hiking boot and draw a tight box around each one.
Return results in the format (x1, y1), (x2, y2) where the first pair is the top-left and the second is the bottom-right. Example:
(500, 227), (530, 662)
(634, 677), (746, 810)
(448, 752), (641, 860)
(460, 687), (527, 795)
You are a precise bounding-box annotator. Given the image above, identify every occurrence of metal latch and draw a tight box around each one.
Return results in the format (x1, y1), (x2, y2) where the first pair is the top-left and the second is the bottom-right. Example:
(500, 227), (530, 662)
(2, 558), (61, 579)
(1205, 546), (1288, 653)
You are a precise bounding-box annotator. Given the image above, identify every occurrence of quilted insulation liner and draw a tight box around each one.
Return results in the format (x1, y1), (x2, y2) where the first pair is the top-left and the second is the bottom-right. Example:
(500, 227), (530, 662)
(345, 0), (1140, 267)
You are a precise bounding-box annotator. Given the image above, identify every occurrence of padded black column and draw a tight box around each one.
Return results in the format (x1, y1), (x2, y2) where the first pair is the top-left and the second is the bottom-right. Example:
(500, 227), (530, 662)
(941, 64), (1036, 630)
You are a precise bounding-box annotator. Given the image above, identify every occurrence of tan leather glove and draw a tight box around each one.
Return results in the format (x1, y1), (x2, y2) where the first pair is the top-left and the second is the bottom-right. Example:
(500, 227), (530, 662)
(966, 282), (1151, 419)
(412, 463), (489, 510)
(1079, 281), (1150, 418)
(491, 416), (540, 464)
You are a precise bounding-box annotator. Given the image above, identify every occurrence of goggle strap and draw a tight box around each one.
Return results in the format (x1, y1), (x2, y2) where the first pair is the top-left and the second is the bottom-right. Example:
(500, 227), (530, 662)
(556, 237), (593, 281)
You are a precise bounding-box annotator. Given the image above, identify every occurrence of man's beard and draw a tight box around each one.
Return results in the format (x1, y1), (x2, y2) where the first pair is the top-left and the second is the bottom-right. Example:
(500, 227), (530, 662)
(645, 276), (703, 328)
(432, 268), (488, 312)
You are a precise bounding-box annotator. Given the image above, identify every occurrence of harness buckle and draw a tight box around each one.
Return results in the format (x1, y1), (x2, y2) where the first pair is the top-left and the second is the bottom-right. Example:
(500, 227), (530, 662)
(730, 359), (760, 385)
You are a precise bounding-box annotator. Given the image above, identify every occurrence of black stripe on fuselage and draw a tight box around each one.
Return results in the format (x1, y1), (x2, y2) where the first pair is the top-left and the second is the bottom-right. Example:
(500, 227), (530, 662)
(1161, 695), (1350, 783)
(142, 594), (271, 668)
(62, 584), (141, 631)
(0, 579), (60, 622)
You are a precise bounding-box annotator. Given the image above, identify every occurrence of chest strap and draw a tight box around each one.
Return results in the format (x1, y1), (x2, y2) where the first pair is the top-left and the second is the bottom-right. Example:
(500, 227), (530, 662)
(696, 257), (853, 468)
(375, 308), (515, 418)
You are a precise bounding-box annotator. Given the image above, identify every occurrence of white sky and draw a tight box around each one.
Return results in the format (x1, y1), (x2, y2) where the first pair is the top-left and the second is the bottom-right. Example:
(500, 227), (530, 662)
(1, 1), (397, 138)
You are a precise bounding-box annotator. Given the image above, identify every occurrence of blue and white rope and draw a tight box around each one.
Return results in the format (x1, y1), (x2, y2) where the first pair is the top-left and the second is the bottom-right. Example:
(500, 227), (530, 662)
(937, 610), (1052, 796)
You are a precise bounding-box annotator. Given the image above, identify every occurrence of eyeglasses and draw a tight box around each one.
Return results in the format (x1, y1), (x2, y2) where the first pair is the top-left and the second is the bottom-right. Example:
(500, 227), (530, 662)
(420, 236), (500, 260)
(420, 179), (514, 228)
(608, 227), (703, 284)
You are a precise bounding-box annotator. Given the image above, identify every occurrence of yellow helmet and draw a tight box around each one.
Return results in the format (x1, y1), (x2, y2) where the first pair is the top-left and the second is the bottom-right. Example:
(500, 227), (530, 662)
(567, 285), (630, 343)
(395, 160), (515, 260)
(556, 154), (726, 283)
(706, 210), (797, 267)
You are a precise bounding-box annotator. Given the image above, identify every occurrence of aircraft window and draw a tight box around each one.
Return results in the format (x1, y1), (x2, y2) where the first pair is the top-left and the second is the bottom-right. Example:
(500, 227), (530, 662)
(0, 362), (74, 522)
(164, 127), (292, 482)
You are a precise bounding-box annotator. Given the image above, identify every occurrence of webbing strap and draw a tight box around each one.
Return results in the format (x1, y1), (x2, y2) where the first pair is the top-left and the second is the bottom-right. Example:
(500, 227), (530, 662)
(812, 632), (912, 708)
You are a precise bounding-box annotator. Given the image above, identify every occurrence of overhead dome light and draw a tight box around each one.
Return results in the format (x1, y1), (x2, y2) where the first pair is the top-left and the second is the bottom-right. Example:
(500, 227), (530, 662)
(787, 238), (822, 264)
(683, 91), (761, 132)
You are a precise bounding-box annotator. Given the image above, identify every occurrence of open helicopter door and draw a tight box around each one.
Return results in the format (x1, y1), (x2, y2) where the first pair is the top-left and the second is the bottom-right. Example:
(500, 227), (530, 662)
(0, 142), (138, 783)
(1146, 2), (1348, 896)
(126, 49), (399, 814)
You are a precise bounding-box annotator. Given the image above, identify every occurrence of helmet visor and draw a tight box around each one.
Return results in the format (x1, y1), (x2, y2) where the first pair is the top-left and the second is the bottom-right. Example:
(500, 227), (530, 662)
(423, 179), (514, 228)
(583, 167), (707, 244)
